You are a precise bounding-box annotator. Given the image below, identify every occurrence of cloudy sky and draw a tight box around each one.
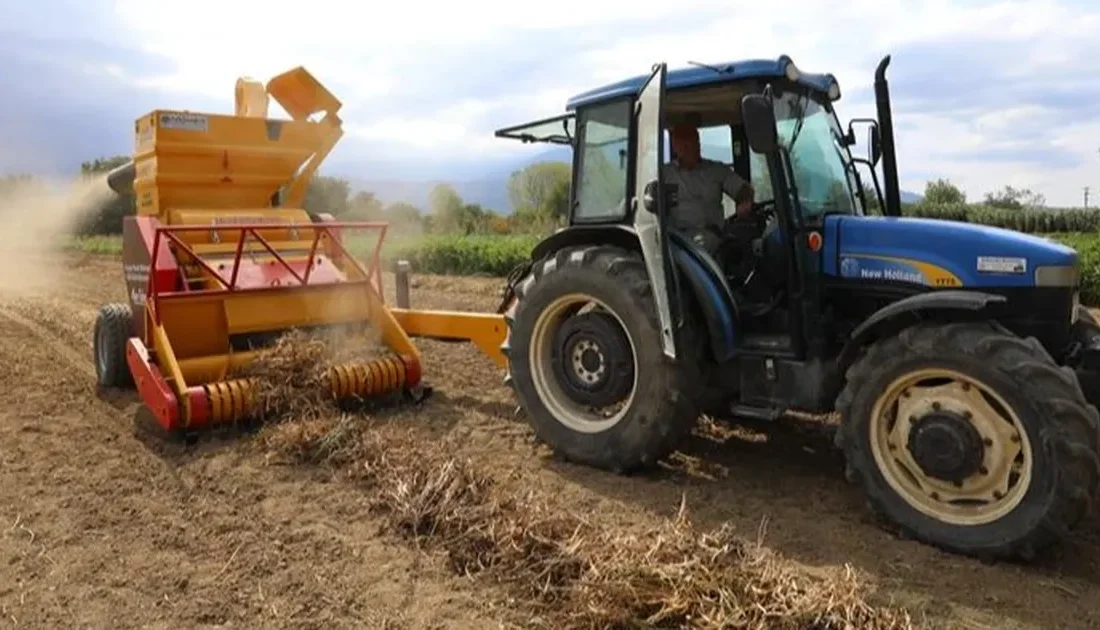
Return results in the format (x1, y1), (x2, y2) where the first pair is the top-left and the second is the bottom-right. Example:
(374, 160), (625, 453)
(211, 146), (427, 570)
(2, 0), (1099, 207)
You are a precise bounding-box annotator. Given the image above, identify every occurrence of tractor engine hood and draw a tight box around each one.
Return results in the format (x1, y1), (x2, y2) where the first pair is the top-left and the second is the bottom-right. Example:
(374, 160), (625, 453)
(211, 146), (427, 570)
(824, 215), (1079, 289)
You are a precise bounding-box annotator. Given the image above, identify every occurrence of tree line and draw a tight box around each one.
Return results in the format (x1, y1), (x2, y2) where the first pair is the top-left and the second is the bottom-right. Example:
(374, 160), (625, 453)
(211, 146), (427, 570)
(920, 178), (1047, 210)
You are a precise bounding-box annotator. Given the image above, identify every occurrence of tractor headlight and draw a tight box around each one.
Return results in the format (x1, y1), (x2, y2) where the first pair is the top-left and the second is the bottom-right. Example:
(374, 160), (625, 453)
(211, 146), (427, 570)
(1034, 264), (1079, 287)
(828, 81), (841, 101)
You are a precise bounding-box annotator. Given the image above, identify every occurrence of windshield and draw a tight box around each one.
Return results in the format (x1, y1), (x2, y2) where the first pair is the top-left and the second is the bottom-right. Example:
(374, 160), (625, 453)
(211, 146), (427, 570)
(771, 89), (862, 218)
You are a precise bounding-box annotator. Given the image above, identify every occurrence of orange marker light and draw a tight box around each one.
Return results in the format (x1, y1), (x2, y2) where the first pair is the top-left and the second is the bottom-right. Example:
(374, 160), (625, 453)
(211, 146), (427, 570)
(807, 231), (823, 251)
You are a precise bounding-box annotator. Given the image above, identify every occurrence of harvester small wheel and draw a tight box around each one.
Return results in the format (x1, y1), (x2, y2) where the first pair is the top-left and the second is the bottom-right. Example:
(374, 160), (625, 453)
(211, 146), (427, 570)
(94, 303), (134, 389)
(836, 321), (1100, 560)
(504, 245), (701, 473)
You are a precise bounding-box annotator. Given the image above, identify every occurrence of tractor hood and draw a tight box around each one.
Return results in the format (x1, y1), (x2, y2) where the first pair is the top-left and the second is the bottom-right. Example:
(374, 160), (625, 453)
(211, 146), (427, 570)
(823, 215), (1078, 288)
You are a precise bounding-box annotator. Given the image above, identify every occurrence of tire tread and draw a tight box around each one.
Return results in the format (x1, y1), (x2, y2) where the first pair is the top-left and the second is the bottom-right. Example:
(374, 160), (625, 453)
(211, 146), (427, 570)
(836, 320), (1100, 559)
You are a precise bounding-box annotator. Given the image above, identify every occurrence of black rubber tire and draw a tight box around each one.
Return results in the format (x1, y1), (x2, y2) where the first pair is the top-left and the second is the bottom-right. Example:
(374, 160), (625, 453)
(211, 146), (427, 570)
(503, 245), (702, 473)
(94, 303), (134, 389)
(836, 320), (1100, 560)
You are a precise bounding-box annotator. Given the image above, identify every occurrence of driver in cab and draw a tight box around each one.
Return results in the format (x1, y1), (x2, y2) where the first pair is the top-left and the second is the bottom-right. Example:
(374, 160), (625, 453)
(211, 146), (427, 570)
(661, 123), (755, 256)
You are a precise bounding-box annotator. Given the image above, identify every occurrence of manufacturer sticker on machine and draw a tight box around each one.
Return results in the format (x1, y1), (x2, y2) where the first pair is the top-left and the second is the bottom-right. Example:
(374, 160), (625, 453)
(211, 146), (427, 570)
(976, 256), (1027, 274)
(159, 112), (209, 132)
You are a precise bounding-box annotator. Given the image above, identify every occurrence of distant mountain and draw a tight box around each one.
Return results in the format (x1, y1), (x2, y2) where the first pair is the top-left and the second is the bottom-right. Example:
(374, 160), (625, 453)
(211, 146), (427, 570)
(346, 147), (569, 213)
(901, 190), (923, 204)
(348, 178), (516, 215)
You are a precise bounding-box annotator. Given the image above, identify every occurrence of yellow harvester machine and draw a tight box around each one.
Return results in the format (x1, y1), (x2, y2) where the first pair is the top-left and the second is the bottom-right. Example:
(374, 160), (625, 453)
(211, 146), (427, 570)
(93, 66), (507, 434)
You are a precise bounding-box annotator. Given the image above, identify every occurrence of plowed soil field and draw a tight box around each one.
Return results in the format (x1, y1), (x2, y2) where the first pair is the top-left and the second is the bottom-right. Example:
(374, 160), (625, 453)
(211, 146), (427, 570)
(2, 252), (1099, 629)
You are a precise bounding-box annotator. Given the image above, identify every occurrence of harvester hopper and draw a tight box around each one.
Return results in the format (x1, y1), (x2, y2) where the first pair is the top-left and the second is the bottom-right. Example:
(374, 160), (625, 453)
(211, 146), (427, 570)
(94, 66), (508, 436)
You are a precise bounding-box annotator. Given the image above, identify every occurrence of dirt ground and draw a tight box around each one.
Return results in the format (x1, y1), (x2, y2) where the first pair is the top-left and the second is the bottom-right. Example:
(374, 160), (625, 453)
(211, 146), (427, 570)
(2, 252), (1099, 629)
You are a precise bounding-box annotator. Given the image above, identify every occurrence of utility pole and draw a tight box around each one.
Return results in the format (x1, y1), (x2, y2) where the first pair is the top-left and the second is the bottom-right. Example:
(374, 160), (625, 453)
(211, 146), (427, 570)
(1085, 186), (1091, 209)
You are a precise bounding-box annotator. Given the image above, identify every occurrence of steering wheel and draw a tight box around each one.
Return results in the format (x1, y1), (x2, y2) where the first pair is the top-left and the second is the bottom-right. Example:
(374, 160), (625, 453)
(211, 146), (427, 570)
(746, 198), (777, 225)
(714, 198), (775, 265)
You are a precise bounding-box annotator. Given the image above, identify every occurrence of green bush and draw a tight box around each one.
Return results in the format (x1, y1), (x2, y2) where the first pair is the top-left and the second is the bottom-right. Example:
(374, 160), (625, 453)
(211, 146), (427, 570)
(382, 234), (540, 276)
(60, 235), (122, 255)
(903, 203), (1100, 233)
(1048, 233), (1100, 306)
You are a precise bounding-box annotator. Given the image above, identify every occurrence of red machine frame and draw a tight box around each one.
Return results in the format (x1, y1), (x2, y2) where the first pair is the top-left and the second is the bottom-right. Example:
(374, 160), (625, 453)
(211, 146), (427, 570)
(144, 220), (390, 323)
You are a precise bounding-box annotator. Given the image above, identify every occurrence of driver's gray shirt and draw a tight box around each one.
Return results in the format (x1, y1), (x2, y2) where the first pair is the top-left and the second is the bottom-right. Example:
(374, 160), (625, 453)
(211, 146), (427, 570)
(660, 159), (749, 236)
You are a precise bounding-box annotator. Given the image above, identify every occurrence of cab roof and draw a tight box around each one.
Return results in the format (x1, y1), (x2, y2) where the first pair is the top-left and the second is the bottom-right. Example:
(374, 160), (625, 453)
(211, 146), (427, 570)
(565, 55), (839, 111)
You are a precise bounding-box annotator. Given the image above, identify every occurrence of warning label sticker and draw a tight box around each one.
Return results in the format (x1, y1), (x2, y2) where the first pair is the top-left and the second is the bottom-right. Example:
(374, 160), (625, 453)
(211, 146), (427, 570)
(159, 112), (209, 132)
(977, 256), (1027, 274)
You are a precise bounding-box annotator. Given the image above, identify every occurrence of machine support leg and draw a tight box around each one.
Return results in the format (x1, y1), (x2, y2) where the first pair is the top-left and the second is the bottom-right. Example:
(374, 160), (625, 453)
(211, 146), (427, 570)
(395, 259), (411, 309)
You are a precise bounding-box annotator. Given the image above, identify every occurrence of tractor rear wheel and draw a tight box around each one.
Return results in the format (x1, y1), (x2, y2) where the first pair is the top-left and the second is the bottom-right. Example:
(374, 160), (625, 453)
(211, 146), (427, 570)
(836, 321), (1100, 560)
(94, 303), (134, 389)
(503, 245), (701, 473)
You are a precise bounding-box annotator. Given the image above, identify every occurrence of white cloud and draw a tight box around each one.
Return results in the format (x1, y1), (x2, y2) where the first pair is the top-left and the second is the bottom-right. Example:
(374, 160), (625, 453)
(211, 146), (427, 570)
(99, 0), (1100, 206)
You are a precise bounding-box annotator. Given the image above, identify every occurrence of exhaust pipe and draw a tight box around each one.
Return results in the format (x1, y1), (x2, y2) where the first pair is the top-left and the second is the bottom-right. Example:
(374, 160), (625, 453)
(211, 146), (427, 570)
(106, 160), (136, 196)
(874, 55), (901, 217)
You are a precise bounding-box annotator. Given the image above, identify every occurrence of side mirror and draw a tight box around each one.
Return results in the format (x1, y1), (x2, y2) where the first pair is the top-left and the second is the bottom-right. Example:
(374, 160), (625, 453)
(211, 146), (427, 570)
(869, 125), (882, 166)
(741, 94), (778, 154)
(643, 180), (679, 214)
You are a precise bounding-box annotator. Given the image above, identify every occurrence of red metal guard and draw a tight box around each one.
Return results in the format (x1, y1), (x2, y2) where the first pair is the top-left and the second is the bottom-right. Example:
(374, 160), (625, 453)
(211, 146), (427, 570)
(144, 221), (390, 325)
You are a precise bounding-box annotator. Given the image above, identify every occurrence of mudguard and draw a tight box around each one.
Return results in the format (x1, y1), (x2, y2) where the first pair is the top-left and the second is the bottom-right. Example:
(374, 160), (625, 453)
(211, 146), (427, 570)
(528, 225), (739, 363)
(667, 231), (739, 362)
(838, 289), (1007, 369)
(530, 224), (642, 262)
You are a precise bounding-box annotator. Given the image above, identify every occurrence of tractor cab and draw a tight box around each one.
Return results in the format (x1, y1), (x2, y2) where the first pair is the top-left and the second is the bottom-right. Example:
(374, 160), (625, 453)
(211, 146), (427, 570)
(495, 56), (894, 370)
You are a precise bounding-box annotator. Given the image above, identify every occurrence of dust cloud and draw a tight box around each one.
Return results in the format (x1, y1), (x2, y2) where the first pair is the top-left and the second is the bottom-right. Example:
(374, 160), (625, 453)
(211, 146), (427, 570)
(0, 174), (116, 295)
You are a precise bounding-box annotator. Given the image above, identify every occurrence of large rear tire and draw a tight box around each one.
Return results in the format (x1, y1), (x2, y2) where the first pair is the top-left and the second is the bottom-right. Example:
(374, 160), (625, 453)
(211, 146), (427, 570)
(836, 321), (1100, 560)
(94, 303), (134, 389)
(503, 245), (701, 473)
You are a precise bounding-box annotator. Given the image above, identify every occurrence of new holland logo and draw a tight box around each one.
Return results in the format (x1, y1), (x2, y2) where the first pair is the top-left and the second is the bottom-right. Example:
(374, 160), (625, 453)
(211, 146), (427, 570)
(840, 257), (859, 277)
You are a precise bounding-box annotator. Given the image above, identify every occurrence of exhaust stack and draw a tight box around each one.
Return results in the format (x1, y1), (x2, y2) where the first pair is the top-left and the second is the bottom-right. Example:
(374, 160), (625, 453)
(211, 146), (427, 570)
(874, 55), (902, 217)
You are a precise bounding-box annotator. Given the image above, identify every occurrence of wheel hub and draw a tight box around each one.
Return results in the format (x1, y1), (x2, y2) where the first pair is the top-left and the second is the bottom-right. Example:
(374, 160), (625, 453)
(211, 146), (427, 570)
(572, 340), (605, 381)
(552, 311), (634, 408)
(907, 410), (985, 483)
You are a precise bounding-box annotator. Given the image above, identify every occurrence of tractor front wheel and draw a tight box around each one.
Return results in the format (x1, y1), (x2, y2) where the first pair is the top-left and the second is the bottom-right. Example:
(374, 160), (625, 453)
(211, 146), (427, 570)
(94, 303), (134, 389)
(837, 321), (1100, 560)
(503, 245), (700, 473)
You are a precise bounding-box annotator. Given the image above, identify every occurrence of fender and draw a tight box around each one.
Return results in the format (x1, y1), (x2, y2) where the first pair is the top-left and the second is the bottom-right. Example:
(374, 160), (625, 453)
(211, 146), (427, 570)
(837, 289), (1007, 370)
(667, 231), (739, 363)
(530, 224), (642, 261)
(529, 225), (739, 363)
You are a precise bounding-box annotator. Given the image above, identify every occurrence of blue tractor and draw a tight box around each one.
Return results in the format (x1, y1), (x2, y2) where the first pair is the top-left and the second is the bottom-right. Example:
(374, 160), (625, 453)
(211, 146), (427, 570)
(492, 56), (1100, 560)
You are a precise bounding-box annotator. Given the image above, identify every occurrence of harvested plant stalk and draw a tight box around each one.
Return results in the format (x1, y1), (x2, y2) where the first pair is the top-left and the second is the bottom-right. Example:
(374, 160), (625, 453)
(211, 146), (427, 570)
(233, 327), (388, 421)
(260, 415), (918, 630)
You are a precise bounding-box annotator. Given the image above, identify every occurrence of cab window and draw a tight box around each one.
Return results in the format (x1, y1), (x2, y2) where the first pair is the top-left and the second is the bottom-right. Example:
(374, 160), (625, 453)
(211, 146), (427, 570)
(573, 99), (631, 222)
